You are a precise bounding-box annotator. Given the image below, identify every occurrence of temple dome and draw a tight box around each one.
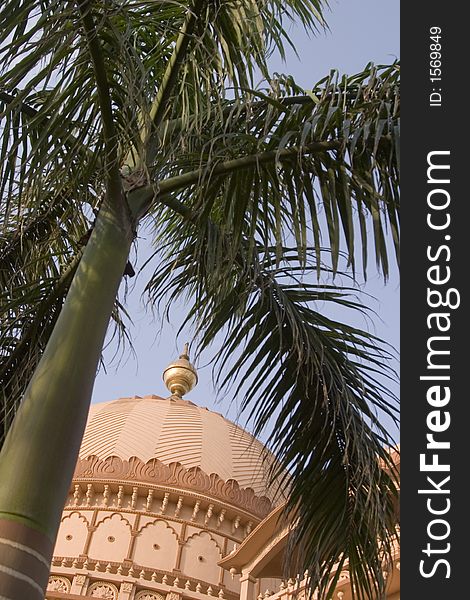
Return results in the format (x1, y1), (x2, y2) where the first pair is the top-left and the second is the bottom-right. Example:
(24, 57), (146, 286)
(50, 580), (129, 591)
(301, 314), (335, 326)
(48, 379), (286, 599)
(79, 394), (277, 501)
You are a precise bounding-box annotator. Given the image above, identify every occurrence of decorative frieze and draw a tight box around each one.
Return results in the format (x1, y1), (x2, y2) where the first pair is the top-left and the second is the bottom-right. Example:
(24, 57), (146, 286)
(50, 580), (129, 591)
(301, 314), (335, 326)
(50, 564), (236, 600)
(74, 455), (273, 518)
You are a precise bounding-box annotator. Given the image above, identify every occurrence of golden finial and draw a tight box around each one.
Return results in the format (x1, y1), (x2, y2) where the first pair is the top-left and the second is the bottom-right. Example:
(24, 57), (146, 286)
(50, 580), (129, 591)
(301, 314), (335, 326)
(163, 343), (198, 397)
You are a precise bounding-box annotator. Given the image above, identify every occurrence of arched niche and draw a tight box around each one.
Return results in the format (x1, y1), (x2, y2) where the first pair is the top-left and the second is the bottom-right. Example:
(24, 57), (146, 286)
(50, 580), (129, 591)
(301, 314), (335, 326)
(133, 520), (178, 571)
(88, 513), (131, 562)
(54, 512), (89, 557)
(180, 531), (222, 584)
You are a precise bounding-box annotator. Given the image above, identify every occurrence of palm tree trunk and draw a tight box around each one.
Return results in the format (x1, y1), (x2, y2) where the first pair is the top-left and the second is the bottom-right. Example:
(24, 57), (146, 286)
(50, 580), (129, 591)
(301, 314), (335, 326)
(0, 201), (134, 597)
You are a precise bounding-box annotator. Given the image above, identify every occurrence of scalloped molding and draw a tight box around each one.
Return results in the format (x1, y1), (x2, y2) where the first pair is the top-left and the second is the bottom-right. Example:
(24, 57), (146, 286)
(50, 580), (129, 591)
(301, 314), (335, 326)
(74, 455), (273, 517)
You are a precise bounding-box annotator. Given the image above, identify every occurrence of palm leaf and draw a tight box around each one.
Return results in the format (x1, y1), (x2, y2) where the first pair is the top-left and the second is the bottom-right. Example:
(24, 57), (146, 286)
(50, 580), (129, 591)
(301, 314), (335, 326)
(0, 185), (133, 446)
(147, 63), (400, 282)
(1, 2), (399, 596)
(145, 238), (399, 599)
(143, 63), (400, 591)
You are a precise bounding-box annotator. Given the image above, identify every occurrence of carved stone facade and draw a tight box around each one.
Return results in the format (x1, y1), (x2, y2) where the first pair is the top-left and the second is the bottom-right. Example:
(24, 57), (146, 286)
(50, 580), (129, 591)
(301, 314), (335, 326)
(46, 395), (280, 599)
(49, 492), (252, 599)
(135, 593), (165, 600)
(45, 394), (399, 600)
(74, 456), (273, 519)
(88, 582), (119, 598)
(47, 576), (71, 593)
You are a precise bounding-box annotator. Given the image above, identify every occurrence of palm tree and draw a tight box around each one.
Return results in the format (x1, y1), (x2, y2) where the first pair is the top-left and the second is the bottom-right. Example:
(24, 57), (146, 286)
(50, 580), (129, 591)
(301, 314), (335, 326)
(0, 1), (399, 598)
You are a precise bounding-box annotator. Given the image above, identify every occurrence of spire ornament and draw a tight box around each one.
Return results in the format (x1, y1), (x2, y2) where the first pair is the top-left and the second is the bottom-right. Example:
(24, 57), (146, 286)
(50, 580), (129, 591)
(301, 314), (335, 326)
(163, 343), (198, 397)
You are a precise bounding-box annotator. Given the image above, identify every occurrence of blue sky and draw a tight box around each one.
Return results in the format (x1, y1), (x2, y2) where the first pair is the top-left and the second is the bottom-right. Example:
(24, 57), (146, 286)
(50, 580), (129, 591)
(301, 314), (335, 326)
(92, 0), (400, 439)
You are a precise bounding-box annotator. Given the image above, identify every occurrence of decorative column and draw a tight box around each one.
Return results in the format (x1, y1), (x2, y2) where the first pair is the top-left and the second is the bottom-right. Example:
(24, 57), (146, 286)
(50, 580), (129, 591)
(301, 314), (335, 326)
(82, 508), (98, 555)
(240, 573), (257, 600)
(173, 541), (184, 572)
(219, 537), (229, 586)
(174, 522), (187, 571)
(126, 513), (141, 561)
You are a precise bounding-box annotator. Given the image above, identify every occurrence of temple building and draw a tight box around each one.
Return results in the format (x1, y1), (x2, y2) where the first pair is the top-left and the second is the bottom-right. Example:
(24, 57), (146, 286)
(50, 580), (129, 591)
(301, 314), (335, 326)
(45, 348), (400, 600)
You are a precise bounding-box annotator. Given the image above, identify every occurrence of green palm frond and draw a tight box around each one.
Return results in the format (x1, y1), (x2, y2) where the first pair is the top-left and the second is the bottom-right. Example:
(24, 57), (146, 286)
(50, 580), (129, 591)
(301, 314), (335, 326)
(0, 256), (79, 446)
(0, 0), (330, 441)
(0, 186), (85, 444)
(146, 236), (398, 599)
(1, 0), (327, 196)
(219, 273), (398, 600)
(1, 1), (399, 596)
(150, 0), (326, 127)
(0, 182), (130, 446)
(149, 63), (399, 283)
(142, 64), (399, 597)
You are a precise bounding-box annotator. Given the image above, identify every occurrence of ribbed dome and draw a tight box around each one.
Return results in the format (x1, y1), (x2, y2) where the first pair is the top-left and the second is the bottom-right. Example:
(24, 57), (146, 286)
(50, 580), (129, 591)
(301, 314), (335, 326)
(79, 394), (276, 499)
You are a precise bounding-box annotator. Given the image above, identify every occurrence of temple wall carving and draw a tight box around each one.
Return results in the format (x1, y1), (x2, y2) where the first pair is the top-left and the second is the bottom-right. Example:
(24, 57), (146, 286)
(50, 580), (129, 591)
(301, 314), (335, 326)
(74, 456), (273, 519)
(50, 474), (250, 600)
